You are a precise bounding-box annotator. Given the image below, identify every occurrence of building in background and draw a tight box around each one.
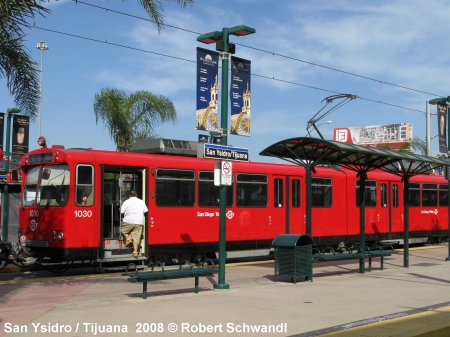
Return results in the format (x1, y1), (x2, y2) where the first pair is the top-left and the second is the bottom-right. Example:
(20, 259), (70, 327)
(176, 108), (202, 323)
(334, 123), (413, 150)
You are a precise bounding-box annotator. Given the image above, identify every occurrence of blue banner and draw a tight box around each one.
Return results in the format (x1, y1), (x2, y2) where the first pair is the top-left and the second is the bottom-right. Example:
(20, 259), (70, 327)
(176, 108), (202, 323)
(230, 57), (251, 136)
(437, 104), (447, 153)
(196, 47), (219, 132)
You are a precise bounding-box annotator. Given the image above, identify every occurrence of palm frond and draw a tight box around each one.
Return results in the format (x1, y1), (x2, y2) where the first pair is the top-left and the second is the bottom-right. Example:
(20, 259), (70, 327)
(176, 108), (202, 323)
(0, 0), (49, 116)
(135, 0), (192, 31)
(0, 31), (40, 116)
(93, 88), (177, 151)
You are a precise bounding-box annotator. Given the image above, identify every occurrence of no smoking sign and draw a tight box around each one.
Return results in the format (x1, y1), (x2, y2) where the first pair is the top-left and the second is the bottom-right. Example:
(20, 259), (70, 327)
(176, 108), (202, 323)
(221, 161), (233, 186)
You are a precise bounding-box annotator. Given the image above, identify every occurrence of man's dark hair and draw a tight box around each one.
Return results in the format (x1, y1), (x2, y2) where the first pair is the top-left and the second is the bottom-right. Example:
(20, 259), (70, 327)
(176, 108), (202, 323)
(129, 190), (137, 197)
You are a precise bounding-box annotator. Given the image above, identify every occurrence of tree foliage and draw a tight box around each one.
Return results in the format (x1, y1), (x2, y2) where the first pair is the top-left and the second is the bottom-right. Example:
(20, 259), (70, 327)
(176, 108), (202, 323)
(0, 0), (192, 117)
(0, 0), (48, 116)
(94, 88), (177, 151)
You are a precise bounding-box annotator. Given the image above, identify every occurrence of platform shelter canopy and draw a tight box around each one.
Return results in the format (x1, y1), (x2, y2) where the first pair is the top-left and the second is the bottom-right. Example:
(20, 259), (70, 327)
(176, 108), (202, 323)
(259, 137), (447, 174)
(260, 137), (449, 272)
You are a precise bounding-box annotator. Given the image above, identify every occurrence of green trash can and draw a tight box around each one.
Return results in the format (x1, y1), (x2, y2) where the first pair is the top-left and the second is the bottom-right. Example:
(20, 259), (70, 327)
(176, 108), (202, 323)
(272, 234), (313, 283)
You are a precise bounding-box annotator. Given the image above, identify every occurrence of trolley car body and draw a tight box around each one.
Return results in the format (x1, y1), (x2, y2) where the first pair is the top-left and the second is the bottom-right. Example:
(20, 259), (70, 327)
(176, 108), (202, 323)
(18, 145), (448, 263)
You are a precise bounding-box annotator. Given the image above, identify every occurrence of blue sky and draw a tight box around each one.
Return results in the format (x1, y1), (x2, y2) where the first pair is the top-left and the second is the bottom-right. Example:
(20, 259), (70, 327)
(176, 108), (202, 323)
(1, 0), (449, 161)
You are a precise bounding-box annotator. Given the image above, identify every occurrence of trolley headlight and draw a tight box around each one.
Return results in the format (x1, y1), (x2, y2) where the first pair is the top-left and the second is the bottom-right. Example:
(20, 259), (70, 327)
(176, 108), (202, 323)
(52, 230), (64, 241)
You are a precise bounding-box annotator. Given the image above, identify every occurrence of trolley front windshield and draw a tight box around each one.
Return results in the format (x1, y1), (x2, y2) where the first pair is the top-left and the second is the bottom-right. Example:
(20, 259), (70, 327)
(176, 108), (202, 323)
(22, 165), (70, 207)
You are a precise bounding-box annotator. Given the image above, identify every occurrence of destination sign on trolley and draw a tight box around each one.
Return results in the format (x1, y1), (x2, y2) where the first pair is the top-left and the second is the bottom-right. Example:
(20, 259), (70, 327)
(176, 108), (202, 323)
(203, 143), (249, 161)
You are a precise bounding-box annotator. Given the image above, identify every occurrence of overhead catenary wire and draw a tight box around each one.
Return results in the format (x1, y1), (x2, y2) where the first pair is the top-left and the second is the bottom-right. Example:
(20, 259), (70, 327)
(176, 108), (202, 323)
(33, 25), (429, 116)
(73, 0), (445, 99)
(33, 1), (441, 116)
(237, 42), (444, 98)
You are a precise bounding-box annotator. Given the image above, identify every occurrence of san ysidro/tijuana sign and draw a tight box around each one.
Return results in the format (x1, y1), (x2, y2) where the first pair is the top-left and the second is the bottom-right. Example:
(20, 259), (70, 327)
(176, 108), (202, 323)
(203, 143), (249, 161)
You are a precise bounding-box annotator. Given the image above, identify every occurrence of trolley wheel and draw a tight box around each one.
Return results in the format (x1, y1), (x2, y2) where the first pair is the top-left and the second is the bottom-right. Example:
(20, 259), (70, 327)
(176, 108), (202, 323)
(95, 262), (105, 273)
(0, 259), (7, 271)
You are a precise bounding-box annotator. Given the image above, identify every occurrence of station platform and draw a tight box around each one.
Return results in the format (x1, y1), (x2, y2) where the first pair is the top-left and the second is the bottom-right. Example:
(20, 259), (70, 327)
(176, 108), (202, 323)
(0, 246), (449, 337)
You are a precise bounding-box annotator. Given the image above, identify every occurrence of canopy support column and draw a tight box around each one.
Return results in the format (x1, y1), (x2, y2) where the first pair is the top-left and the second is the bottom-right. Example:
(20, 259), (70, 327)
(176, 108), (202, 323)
(358, 171), (367, 273)
(305, 164), (313, 237)
(402, 176), (410, 268)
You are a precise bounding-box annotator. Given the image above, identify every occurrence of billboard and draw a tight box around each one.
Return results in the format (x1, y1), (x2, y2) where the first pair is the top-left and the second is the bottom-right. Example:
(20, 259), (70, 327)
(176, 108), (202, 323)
(12, 115), (30, 161)
(334, 123), (413, 149)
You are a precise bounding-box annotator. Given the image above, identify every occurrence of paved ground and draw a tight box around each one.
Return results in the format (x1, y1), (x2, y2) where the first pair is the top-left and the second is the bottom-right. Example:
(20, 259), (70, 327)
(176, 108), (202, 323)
(0, 246), (449, 337)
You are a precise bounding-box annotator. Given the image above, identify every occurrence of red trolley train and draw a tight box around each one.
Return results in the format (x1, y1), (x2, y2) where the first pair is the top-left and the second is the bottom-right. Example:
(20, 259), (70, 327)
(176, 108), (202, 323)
(17, 140), (448, 265)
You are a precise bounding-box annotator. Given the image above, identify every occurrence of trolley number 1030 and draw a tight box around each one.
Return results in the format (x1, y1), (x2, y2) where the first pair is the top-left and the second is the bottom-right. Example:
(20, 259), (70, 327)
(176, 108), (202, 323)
(74, 210), (93, 218)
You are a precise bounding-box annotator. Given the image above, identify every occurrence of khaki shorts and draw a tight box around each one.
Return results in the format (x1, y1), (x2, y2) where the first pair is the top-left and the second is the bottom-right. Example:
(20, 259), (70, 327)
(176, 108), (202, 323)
(121, 222), (143, 244)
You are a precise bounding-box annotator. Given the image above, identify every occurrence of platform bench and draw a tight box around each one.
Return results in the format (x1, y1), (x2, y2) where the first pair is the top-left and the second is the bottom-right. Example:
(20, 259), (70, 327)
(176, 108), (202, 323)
(366, 245), (394, 271)
(312, 244), (393, 271)
(312, 252), (363, 262)
(124, 262), (217, 299)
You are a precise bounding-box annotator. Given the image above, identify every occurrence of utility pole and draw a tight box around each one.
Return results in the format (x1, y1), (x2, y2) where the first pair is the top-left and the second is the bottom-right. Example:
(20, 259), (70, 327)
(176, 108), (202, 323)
(426, 101), (431, 156)
(1, 108), (20, 242)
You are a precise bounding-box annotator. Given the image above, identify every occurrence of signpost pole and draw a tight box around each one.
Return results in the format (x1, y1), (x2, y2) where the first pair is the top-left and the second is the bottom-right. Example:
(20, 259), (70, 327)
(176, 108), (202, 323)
(198, 25), (255, 290)
(215, 27), (230, 290)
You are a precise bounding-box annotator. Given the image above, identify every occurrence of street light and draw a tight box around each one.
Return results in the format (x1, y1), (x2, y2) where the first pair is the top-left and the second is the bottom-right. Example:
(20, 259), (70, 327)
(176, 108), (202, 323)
(429, 96), (450, 261)
(197, 25), (255, 290)
(1, 108), (20, 242)
(36, 41), (48, 137)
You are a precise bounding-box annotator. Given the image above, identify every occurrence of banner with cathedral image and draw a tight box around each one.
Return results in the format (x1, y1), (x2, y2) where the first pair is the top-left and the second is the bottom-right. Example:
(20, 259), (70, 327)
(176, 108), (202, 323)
(196, 47), (220, 132)
(230, 56), (251, 136)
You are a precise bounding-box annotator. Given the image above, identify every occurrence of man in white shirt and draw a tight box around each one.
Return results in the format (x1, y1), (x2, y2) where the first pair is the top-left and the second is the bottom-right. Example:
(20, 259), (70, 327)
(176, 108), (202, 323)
(121, 190), (148, 257)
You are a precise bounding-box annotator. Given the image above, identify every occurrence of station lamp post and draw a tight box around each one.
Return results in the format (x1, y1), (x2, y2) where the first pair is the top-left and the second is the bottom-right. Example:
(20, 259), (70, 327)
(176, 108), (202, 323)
(428, 96), (450, 261)
(1, 108), (20, 241)
(36, 41), (48, 137)
(197, 25), (255, 290)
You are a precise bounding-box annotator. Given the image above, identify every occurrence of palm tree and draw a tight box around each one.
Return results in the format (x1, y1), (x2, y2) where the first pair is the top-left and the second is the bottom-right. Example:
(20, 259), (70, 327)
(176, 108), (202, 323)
(1, 0), (192, 117)
(376, 137), (426, 155)
(137, 0), (192, 32)
(409, 137), (427, 155)
(0, 1), (48, 116)
(94, 88), (177, 151)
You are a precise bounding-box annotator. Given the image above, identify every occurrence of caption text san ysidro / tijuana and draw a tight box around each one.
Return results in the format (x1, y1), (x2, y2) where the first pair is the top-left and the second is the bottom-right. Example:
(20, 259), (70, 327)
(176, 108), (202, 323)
(3, 321), (288, 335)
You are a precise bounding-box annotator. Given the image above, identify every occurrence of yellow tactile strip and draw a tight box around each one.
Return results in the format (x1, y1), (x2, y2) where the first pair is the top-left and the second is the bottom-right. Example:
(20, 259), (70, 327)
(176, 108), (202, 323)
(315, 303), (450, 337)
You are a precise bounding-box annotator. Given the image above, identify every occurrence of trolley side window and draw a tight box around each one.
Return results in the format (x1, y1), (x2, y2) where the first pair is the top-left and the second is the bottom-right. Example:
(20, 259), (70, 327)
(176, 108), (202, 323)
(237, 173), (267, 207)
(392, 184), (399, 208)
(198, 171), (232, 207)
(292, 179), (301, 208)
(37, 165), (70, 207)
(356, 180), (377, 207)
(76, 165), (94, 206)
(274, 178), (283, 208)
(422, 183), (437, 207)
(156, 169), (195, 206)
(409, 183), (420, 207)
(381, 183), (387, 207)
(439, 184), (448, 207)
(22, 166), (40, 206)
(312, 177), (332, 207)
